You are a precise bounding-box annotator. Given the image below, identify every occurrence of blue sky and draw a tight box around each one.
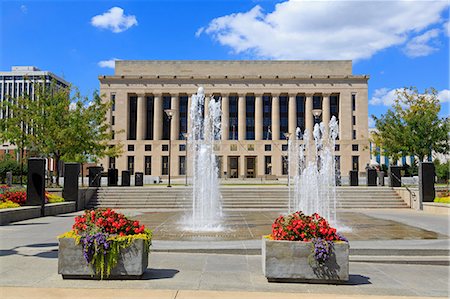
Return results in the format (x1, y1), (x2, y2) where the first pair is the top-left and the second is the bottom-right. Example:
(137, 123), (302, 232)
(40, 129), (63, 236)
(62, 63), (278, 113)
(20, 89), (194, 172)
(1, 0), (449, 126)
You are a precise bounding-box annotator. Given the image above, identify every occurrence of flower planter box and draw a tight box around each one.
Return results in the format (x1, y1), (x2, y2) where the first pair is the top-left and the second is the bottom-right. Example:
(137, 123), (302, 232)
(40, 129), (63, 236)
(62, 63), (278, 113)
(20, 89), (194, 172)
(58, 237), (148, 279)
(262, 237), (349, 283)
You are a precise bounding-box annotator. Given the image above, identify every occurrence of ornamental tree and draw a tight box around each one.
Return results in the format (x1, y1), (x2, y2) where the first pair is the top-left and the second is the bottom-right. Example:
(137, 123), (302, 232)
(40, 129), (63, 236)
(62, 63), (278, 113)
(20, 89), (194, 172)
(371, 87), (449, 163)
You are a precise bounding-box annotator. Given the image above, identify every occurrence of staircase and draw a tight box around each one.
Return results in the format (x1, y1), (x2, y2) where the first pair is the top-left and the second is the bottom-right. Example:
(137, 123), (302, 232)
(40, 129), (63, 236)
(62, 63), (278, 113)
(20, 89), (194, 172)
(87, 186), (408, 210)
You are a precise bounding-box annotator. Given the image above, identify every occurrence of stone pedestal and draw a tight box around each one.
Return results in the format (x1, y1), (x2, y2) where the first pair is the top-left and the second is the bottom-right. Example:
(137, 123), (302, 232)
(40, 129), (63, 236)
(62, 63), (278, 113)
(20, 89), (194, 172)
(366, 169), (377, 186)
(378, 171), (385, 186)
(349, 170), (358, 186)
(389, 166), (402, 187)
(419, 162), (435, 203)
(27, 158), (45, 215)
(135, 172), (144, 186)
(122, 170), (131, 186)
(108, 169), (118, 186)
(88, 166), (103, 187)
(6, 171), (12, 187)
(63, 163), (80, 209)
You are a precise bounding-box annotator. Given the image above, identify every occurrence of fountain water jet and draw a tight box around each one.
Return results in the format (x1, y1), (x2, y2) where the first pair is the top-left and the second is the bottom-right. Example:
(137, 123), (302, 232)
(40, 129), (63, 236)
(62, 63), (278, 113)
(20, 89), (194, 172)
(184, 87), (223, 231)
(288, 116), (340, 225)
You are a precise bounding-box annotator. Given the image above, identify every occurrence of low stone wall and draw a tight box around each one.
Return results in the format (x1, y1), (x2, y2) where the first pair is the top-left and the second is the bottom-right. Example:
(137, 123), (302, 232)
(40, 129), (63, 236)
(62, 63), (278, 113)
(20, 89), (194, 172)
(393, 187), (419, 208)
(423, 203), (450, 215)
(0, 202), (77, 225)
(78, 187), (97, 210)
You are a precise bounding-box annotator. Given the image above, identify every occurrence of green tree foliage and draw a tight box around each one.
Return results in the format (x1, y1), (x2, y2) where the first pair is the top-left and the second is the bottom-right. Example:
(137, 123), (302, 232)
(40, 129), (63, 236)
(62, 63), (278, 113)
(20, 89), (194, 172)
(0, 81), (123, 185)
(434, 159), (449, 183)
(371, 87), (449, 163)
(0, 154), (27, 183)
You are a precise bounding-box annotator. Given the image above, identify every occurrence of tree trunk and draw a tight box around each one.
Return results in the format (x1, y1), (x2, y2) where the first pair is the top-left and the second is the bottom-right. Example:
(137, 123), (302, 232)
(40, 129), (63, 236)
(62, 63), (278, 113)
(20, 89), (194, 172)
(55, 154), (61, 187)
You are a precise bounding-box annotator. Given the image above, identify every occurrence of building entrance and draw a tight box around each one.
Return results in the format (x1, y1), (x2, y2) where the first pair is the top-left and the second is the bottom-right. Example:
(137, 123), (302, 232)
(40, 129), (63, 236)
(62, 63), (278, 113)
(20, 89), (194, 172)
(246, 156), (256, 178)
(228, 156), (239, 178)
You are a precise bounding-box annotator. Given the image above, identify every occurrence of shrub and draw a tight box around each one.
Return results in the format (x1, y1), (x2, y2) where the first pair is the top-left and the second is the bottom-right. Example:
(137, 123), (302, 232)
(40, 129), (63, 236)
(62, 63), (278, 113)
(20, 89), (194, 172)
(45, 192), (65, 203)
(434, 197), (450, 204)
(1, 190), (26, 205)
(0, 200), (20, 209)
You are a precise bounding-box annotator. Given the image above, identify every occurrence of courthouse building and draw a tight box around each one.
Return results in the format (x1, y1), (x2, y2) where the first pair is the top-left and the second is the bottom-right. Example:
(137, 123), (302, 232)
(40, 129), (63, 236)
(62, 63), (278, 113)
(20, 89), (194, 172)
(99, 60), (369, 179)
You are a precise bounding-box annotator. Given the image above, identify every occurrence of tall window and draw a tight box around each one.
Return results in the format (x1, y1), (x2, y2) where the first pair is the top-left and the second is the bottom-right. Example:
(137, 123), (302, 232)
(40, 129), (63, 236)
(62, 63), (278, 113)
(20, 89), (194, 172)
(282, 156), (288, 175)
(330, 95), (339, 122)
(146, 96), (154, 140)
(111, 93), (116, 111)
(229, 95), (238, 140)
(179, 95), (188, 138)
(162, 156), (169, 175)
(179, 156), (186, 175)
(127, 156), (135, 175)
(352, 94), (356, 111)
(265, 156), (272, 175)
(246, 95), (255, 140)
(296, 95), (305, 132)
(279, 95), (288, 138)
(162, 95), (171, 140)
(144, 156), (152, 175)
(352, 156), (359, 171)
(263, 95), (272, 140)
(352, 130), (356, 140)
(128, 96), (137, 140)
(108, 157), (115, 169)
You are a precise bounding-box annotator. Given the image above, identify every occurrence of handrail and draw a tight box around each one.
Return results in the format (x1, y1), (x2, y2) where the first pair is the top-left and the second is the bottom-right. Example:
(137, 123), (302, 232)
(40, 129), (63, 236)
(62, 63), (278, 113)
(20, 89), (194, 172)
(391, 171), (417, 206)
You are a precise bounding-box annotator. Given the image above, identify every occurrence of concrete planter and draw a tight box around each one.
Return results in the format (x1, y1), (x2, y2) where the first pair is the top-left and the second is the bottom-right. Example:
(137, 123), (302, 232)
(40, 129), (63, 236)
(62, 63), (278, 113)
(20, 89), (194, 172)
(58, 237), (148, 279)
(262, 238), (349, 283)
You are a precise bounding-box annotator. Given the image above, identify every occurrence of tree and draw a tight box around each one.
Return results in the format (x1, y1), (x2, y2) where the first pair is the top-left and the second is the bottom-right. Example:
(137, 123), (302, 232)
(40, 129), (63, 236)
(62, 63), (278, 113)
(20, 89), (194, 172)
(371, 87), (449, 163)
(1, 81), (123, 185)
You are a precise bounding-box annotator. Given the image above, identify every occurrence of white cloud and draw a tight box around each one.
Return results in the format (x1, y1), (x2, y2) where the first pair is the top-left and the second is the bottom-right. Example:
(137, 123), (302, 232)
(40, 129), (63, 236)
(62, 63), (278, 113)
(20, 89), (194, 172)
(444, 21), (450, 37)
(98, 58), (120, 69)
(91, 7), (137, 33)
(403, 29), (441, 57)
(69, 102), (77, 111)
(370, 88), (450, 106)
(200, 0), (449, 60)
(20, 4), (27, 14)
(438, 89), (450, 103)
(195, 27), (204, 38)
(370, 88), (400, 106)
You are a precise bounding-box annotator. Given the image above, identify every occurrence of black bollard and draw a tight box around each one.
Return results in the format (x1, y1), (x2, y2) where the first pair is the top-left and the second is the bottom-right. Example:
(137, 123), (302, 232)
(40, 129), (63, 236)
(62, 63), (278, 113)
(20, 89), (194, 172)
(389, 166), (402, 187)
(349, 170), (358, 186)
(419, 162), (435, 202)
(107, 168), (118, 186)
(63, 163), (80, 210)
(88, 166), (103, 187)
(366, 169), (377, 186)
(121, 170), (130, 186)
(135, 172), (144, 186)
(27, 158), (46, 216)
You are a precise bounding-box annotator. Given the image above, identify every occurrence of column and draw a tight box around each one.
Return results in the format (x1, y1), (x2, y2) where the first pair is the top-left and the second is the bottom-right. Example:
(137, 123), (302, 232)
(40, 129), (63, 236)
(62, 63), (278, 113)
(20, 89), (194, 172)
(221, 95), (229, 140)
(271, 95), (280, 140)
(238, 94), (246, 140)
(322, 93), (331, 129)
(171, 95), (179, 140)
(204, 95), (210, 119)
(153, 94), (163, 140)
(255, 94), (263, 140)
(136, 94), (146, 140)
(305, 93), (313, 135)
(288, 94), (297, 136)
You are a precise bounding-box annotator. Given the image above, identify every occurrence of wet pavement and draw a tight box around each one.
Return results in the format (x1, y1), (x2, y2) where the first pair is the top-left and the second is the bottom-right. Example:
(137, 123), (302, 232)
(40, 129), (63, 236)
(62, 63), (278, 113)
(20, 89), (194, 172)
(133, 211), (448, 241)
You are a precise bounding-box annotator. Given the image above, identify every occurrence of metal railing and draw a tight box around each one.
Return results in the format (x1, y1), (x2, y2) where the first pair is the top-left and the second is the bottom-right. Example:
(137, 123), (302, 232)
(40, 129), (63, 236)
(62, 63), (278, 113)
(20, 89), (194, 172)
(391, 171), (417, 206)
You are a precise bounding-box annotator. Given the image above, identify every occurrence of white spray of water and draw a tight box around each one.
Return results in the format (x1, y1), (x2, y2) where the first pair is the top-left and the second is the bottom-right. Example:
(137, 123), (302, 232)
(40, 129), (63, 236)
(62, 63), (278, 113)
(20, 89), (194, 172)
(184, 87), (223, 231)
(288, 116), (339, 225)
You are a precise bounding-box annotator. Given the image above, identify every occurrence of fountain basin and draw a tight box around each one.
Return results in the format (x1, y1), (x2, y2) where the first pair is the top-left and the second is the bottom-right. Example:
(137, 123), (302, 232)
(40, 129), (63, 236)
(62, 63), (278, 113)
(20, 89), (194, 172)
(262, 238), (349, 283)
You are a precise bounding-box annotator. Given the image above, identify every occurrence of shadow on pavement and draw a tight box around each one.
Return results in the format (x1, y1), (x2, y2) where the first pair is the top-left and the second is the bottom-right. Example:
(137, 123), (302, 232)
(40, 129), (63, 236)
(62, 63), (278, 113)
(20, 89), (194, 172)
(344, 274), (371, 285)
(142, 268), (180, 280)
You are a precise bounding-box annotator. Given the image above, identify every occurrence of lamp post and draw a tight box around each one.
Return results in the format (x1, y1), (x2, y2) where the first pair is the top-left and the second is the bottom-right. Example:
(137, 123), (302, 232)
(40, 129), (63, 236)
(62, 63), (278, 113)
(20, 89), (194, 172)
(164, 109), (176, 188)
(182, 132), (188, 186)
(312, 108), (323, 125)
(283, 132), (291, 186)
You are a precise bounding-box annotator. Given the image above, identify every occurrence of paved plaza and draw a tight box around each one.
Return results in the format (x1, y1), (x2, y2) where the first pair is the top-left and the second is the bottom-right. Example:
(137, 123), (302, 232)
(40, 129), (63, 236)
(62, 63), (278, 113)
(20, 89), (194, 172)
(0, 208), (449, 298)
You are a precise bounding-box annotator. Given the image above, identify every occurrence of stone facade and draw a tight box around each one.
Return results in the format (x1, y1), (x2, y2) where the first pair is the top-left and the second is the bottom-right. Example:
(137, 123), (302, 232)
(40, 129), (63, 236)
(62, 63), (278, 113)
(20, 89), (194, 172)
(99, 60), (369, 179)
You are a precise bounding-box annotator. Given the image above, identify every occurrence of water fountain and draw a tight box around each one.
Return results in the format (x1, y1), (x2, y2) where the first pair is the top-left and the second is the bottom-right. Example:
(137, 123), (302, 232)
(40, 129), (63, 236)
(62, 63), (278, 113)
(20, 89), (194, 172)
(184, 87), (223, 230)
(288, 116), (339, 225)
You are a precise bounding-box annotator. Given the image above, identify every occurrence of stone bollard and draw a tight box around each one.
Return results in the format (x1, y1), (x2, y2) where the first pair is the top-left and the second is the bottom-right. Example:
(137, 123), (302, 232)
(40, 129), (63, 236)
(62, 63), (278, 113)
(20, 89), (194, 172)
(27, 158), (46, 216)
(135, 172), (144, 186)
(366, 169), (377, 186)
(349, 170), (358, 186)
(107, 168), (118, 186)
(389, 166), (402, 187)
(88, 166), (103, 187)
(6, 171), (12, 187)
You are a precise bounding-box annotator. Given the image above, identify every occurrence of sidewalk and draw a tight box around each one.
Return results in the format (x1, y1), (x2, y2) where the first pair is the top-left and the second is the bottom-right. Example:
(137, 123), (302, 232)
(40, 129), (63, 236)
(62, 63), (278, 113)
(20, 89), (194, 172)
(1, 287), (446, 299)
